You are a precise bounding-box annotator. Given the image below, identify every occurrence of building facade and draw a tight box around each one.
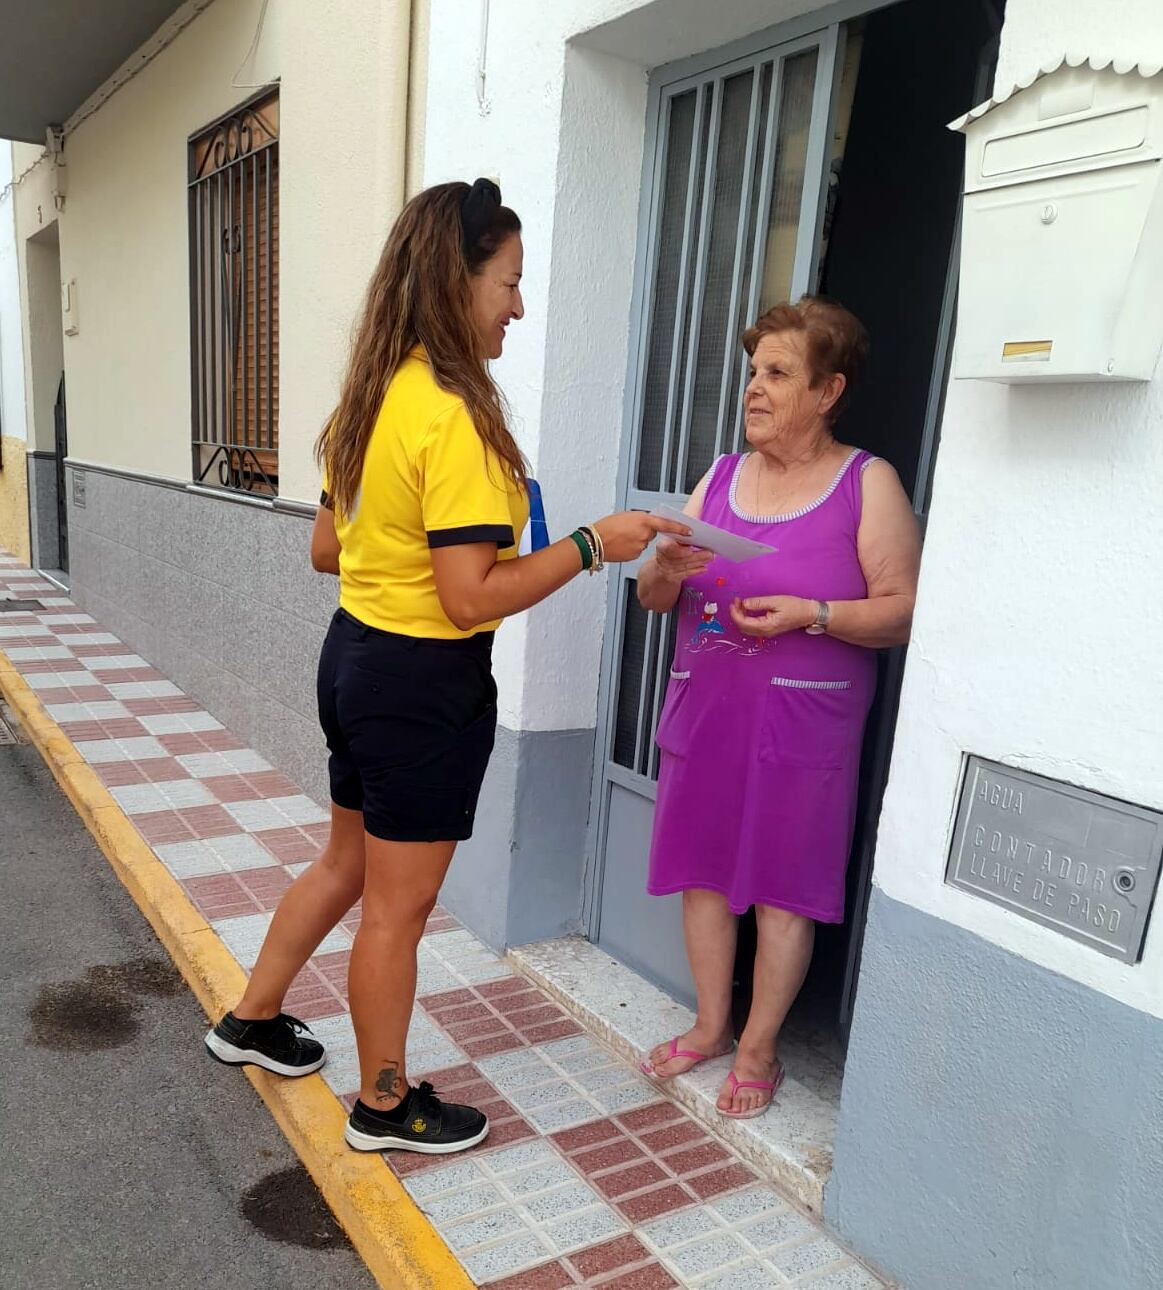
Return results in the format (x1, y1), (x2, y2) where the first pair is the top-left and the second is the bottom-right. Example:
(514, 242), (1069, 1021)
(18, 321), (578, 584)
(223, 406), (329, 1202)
(2, 0), (426, 796)
(421, 2), (1163, 1286)
(2, 1), (1161, 1286)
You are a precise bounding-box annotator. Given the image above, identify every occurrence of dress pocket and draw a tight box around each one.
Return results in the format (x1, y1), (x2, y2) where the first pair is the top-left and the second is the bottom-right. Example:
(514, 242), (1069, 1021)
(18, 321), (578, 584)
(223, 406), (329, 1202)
(654, 669), (692, 758)
(757, 676), (857, 768)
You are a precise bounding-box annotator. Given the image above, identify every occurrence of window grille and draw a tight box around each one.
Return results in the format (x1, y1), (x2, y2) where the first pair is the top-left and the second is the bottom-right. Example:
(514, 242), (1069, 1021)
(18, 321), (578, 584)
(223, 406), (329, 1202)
(188, 88), (279, 496)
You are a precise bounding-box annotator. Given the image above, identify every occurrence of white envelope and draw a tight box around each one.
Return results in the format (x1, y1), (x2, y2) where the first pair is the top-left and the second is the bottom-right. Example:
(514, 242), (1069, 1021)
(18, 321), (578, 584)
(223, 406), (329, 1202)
(652, 504), (775, 563)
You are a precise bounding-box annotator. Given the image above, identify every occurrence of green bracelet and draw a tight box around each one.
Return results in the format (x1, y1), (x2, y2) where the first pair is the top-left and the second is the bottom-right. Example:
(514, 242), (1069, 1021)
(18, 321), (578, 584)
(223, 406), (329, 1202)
(568, 529), (593, 570)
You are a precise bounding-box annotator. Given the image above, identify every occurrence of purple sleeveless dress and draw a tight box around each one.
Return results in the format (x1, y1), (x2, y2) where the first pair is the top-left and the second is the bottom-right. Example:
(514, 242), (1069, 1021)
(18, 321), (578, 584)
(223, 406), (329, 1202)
(647, 448), (878, 923)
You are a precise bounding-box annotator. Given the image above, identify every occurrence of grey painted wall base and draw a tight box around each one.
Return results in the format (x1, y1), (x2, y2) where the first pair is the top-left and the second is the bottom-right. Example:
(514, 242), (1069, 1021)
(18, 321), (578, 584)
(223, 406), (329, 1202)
(68, 467), (335, 803)
(27, 452), (60, 571)
(827, 888), (1163, 1290)
(442, 725), (594, 952)
(66, 466), (594, 953)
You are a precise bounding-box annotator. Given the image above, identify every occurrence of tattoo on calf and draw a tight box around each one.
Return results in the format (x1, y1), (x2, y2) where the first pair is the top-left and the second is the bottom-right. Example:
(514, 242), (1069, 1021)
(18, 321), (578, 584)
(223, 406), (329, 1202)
(374, 1060), (403, 1103)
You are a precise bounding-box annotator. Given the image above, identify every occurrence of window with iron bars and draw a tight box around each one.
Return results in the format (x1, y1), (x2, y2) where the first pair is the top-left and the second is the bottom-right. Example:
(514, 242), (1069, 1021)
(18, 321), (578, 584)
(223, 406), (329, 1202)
(188, 87), (279, 497)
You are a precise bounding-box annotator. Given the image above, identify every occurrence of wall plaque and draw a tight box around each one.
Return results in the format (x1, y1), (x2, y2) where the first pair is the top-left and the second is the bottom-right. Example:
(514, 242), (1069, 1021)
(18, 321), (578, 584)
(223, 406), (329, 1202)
(71, 469), (86, 509)
(946, 757), (1163, 963)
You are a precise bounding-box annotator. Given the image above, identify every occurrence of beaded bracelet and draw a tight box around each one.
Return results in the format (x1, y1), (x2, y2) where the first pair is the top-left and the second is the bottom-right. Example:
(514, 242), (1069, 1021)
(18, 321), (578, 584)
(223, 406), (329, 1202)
(587, 524), (606, 570)
(577, 525), (605, 575)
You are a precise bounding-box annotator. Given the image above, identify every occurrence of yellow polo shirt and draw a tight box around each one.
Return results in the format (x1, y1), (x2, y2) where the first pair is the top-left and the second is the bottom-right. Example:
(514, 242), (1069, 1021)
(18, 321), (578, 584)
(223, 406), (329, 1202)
(324, 347), (529, 639)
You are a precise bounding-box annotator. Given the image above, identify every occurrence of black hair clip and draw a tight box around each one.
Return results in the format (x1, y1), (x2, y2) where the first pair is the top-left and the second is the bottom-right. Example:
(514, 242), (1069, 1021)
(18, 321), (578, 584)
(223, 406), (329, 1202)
(461, 177), (502, 249)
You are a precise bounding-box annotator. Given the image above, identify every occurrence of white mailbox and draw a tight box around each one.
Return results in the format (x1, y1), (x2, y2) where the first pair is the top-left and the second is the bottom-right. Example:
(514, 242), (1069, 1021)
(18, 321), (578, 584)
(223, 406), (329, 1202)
(950, 55), (1163, 382)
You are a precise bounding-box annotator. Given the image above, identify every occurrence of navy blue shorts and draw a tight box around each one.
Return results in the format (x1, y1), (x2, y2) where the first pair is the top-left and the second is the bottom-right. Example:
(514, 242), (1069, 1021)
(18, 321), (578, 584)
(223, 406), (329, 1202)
(316, 609), (497, 842)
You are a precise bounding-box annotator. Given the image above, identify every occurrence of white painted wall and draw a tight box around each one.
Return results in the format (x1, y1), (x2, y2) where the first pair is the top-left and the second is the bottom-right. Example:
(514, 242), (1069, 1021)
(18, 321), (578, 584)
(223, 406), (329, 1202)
(40, 0), (410, 500)
(424, 0), (858, 731)
(0, 144), (27, 445)
(993, 0), (1163, 90)
(10, 143), (57, 459)
(0, 141), (32, 563)
(873, 0), (1163, 1018)
(427, 0), (1163, 1004)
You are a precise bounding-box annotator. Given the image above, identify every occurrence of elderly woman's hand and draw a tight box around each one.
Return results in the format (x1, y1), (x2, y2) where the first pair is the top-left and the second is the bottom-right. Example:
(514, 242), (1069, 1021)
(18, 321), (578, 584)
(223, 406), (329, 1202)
(730, 595), (816, 638)
(654, 538), (714, 584)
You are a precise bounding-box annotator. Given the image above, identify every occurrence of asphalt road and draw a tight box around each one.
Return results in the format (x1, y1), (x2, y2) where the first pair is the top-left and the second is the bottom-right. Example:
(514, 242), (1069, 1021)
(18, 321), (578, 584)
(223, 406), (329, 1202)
(0, 702), (376, 1290)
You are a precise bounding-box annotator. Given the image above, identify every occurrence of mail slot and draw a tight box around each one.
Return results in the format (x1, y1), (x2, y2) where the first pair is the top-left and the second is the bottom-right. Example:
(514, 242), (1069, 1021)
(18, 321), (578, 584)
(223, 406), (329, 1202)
(949, 55), (1163, 382)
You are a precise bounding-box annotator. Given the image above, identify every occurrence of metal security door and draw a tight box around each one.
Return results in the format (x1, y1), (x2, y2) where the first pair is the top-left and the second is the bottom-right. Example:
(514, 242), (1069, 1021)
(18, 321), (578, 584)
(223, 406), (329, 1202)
(587, 27), (845, 1003)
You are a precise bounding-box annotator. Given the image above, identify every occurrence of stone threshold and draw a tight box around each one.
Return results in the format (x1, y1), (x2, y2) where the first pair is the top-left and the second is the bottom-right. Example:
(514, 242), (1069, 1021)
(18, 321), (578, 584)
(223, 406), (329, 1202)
(36, 569), (70, 592)
(509, 936), (844, 1218)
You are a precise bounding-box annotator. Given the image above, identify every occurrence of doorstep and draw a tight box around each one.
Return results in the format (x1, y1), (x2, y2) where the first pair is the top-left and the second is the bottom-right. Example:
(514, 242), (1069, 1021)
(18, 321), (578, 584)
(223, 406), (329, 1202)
(510, 938), (843, 1217)
(37, 568), (70, 592)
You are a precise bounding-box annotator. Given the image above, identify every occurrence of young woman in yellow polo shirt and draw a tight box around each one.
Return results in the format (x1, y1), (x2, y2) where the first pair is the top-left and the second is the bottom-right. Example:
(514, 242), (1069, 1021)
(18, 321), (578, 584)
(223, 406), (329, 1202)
(205, 180), (685, 1154)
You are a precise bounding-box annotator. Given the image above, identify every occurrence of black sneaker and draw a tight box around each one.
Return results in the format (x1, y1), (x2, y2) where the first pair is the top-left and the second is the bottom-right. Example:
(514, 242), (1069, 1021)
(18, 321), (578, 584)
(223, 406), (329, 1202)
(204, 1011), (325, 1077)
(344, 1081), (489, 1155)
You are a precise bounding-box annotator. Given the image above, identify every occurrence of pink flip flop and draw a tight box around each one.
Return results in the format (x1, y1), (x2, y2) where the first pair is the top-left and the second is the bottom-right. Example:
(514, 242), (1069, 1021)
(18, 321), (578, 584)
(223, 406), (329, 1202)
(640, 1036), (720, 1078)
(719, 1064), (785, 1119)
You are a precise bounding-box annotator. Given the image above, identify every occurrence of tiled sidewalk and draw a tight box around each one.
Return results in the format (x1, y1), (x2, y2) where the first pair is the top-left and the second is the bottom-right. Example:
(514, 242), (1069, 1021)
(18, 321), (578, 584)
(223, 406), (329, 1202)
(0, 552), (883, 1290)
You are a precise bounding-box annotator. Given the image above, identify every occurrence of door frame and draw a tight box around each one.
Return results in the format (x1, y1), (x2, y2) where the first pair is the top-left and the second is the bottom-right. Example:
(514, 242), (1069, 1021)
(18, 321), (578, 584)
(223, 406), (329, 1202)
(581, 2), (895, 944)
(53, 373), (69, 575)
(834, 21), (1002, 1036)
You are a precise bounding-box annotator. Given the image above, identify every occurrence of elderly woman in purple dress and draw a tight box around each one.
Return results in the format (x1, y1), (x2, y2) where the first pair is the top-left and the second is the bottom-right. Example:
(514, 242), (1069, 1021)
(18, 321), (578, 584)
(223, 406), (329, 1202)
(638, 296), (920, 1119)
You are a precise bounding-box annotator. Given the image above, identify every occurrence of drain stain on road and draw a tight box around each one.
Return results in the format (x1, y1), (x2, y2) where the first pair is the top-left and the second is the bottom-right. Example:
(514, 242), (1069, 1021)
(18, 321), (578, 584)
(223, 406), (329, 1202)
(240, 1165), (353, 1250)
(26, 956), (184, 1051)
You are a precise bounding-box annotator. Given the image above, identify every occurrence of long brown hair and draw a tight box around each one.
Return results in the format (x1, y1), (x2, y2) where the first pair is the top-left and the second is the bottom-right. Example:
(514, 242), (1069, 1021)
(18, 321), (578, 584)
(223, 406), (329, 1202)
(316, 181), (526, 517)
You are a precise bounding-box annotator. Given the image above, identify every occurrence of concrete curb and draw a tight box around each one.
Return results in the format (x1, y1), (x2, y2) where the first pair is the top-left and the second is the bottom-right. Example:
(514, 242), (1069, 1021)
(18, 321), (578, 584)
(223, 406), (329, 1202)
(0, 653), (474, 1290)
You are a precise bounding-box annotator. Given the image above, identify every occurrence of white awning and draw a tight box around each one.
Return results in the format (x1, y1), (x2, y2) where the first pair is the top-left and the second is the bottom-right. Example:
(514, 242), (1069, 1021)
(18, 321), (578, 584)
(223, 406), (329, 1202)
(949, 51), (1163, 133)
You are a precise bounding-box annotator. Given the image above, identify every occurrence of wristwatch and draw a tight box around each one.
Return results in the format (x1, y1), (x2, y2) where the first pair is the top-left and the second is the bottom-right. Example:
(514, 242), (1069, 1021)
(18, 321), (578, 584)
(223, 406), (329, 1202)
(805, 600), (830, 636)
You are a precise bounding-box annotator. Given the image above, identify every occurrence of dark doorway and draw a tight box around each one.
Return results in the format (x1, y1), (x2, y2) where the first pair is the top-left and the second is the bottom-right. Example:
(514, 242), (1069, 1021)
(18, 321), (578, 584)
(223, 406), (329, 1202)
(732, 0), (1003, 1050)
(53, 373), (69, 575)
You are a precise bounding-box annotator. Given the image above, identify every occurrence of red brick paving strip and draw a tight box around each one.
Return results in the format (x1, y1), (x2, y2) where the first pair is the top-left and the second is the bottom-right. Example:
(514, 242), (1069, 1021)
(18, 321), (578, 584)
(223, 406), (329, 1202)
(598, 1267), (679, 1289)
(687, 1162), (757, 1199)
(58, 719), (151, 741)
(523, 1018), (583, 1044)
(36, 685), (110, 702)
(477, 976), (535, 999)
(636, 1120), (704, 1154)
(95, 758), (191, 786)
(419, 974), (583, 1057)
(592, 1160), (668, 1200)
(616, 1104), (683, 1134)
(551, 1099), (759, 1225)
(481, 1235), (681, 1289)
(462, 1031), (527, 1060)
(120, 695), (201, 715)
(255, 826), (326, 864)
(201, 771), (301, 802)
(68, 642), (135, 656)
(157, 730), (244, 755)
(282, 963), (347, 1020)
(484, 1262), (576, 1289)
(133, 803), (240, 844)
(568, 1235), (654, 1279)
(90, 667), (165, 683)
(12, 658), (76, 673)
(617, 1183), (694, 1224)
(425, 911), (459, 933)
(183, 874), (266, 920)
(181, 867), (295, 918)
(573, 1138), (647, 1174)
